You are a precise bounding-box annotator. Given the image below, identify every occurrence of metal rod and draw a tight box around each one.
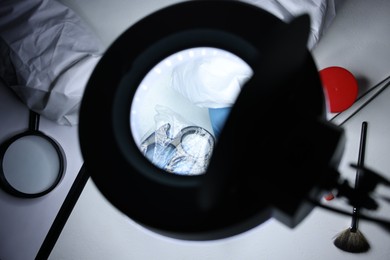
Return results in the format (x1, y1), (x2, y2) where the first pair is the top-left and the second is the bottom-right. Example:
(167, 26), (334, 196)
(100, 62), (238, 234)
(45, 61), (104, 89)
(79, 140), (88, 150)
(29, 110), (40, 131)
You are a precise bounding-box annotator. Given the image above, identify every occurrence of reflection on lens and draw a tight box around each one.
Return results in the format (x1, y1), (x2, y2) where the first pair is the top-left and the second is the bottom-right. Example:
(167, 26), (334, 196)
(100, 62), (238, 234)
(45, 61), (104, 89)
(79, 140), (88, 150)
(131, 47), (252, 175)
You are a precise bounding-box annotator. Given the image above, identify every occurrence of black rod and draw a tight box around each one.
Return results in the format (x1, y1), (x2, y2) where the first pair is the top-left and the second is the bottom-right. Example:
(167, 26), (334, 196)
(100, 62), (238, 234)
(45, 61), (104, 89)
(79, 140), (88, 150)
(36, 164), (90, 259)
(28, 110), (40, 131)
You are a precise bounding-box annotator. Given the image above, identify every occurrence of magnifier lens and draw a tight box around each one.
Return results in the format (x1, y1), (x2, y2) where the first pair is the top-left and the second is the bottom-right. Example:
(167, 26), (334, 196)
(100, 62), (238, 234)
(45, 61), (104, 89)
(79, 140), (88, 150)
(2, 135), (61, 194)
(130, 47), (252, 175)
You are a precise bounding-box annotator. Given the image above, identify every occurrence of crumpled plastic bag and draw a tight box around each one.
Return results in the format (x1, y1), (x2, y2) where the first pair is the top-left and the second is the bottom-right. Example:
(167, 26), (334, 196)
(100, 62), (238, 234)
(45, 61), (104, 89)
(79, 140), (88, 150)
(0, 0), (104, 125)
(140, 105), (215, 175)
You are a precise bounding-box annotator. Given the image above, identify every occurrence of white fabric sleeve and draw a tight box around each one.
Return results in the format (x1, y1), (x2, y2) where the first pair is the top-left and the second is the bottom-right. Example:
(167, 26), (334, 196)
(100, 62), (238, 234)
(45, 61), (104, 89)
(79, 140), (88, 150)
(171, 0), (337, 108)
(171, 55), (253, 108)
(242, 0), (336, 49)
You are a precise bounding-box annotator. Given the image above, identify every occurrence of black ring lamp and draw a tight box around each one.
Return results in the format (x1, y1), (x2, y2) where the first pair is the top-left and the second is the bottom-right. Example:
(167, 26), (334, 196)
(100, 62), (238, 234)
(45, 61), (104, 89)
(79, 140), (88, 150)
(79, 0), (345, 240)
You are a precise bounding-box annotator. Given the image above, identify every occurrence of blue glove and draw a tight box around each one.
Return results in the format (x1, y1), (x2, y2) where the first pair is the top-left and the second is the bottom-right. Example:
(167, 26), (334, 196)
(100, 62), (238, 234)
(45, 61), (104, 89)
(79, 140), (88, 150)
(208, 107), (231, 140)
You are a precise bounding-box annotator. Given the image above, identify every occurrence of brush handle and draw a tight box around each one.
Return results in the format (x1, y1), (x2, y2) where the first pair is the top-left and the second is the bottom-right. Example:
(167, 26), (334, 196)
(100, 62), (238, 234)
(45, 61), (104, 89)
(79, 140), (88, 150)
(350, 207), (359, 232)
(350, 121), (368, 232)
(355, 121), (368, 189)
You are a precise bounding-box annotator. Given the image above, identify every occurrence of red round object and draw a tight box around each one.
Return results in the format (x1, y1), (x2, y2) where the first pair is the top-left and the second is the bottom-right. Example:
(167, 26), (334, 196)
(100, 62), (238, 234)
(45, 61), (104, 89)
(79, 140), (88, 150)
(324, 192), (335, 201)
(319, 66), (358, 113)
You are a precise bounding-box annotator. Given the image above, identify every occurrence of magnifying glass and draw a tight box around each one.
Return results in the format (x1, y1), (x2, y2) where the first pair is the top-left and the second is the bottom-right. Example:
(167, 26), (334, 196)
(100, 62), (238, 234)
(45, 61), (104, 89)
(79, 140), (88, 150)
(0, 110), (66, 198)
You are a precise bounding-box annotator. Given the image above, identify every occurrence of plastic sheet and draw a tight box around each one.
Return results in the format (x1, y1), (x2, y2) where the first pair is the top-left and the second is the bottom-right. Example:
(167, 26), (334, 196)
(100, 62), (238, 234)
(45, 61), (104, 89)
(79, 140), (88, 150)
(0, 0), (104, 125)
(140, 105), (215, 175)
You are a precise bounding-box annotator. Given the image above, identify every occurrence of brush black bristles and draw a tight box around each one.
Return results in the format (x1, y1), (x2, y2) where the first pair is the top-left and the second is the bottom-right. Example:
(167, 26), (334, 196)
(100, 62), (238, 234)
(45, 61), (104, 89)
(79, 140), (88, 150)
(333, 227), (370, 253)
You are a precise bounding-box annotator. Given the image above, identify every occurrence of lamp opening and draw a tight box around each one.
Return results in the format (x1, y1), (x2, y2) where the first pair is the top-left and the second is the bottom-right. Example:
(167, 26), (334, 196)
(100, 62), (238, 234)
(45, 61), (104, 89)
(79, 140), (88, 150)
(130, 47), (253, 175)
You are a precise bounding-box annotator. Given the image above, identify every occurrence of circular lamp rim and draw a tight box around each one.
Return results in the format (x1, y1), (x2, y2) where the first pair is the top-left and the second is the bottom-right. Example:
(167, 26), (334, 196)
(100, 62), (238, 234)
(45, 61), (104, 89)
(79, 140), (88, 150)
(78, 0), (325, 240)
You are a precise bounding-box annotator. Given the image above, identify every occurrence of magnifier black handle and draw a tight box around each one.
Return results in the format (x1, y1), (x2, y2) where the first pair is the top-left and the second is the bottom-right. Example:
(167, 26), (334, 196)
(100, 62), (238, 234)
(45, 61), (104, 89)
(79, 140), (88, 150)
(29, 110), (40, 131)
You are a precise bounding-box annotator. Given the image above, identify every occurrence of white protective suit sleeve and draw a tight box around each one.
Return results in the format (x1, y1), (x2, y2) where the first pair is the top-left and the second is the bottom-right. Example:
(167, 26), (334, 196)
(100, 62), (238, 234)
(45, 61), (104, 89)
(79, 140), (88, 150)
(242, 0), (336, 50)
(171, 0), (336, 109)
(0, 0), (104, 125)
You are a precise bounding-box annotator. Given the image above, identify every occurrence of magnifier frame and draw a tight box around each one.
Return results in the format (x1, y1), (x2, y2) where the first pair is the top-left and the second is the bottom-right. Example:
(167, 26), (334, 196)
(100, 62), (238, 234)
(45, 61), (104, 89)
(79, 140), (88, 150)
(0, 115), (66, 198)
